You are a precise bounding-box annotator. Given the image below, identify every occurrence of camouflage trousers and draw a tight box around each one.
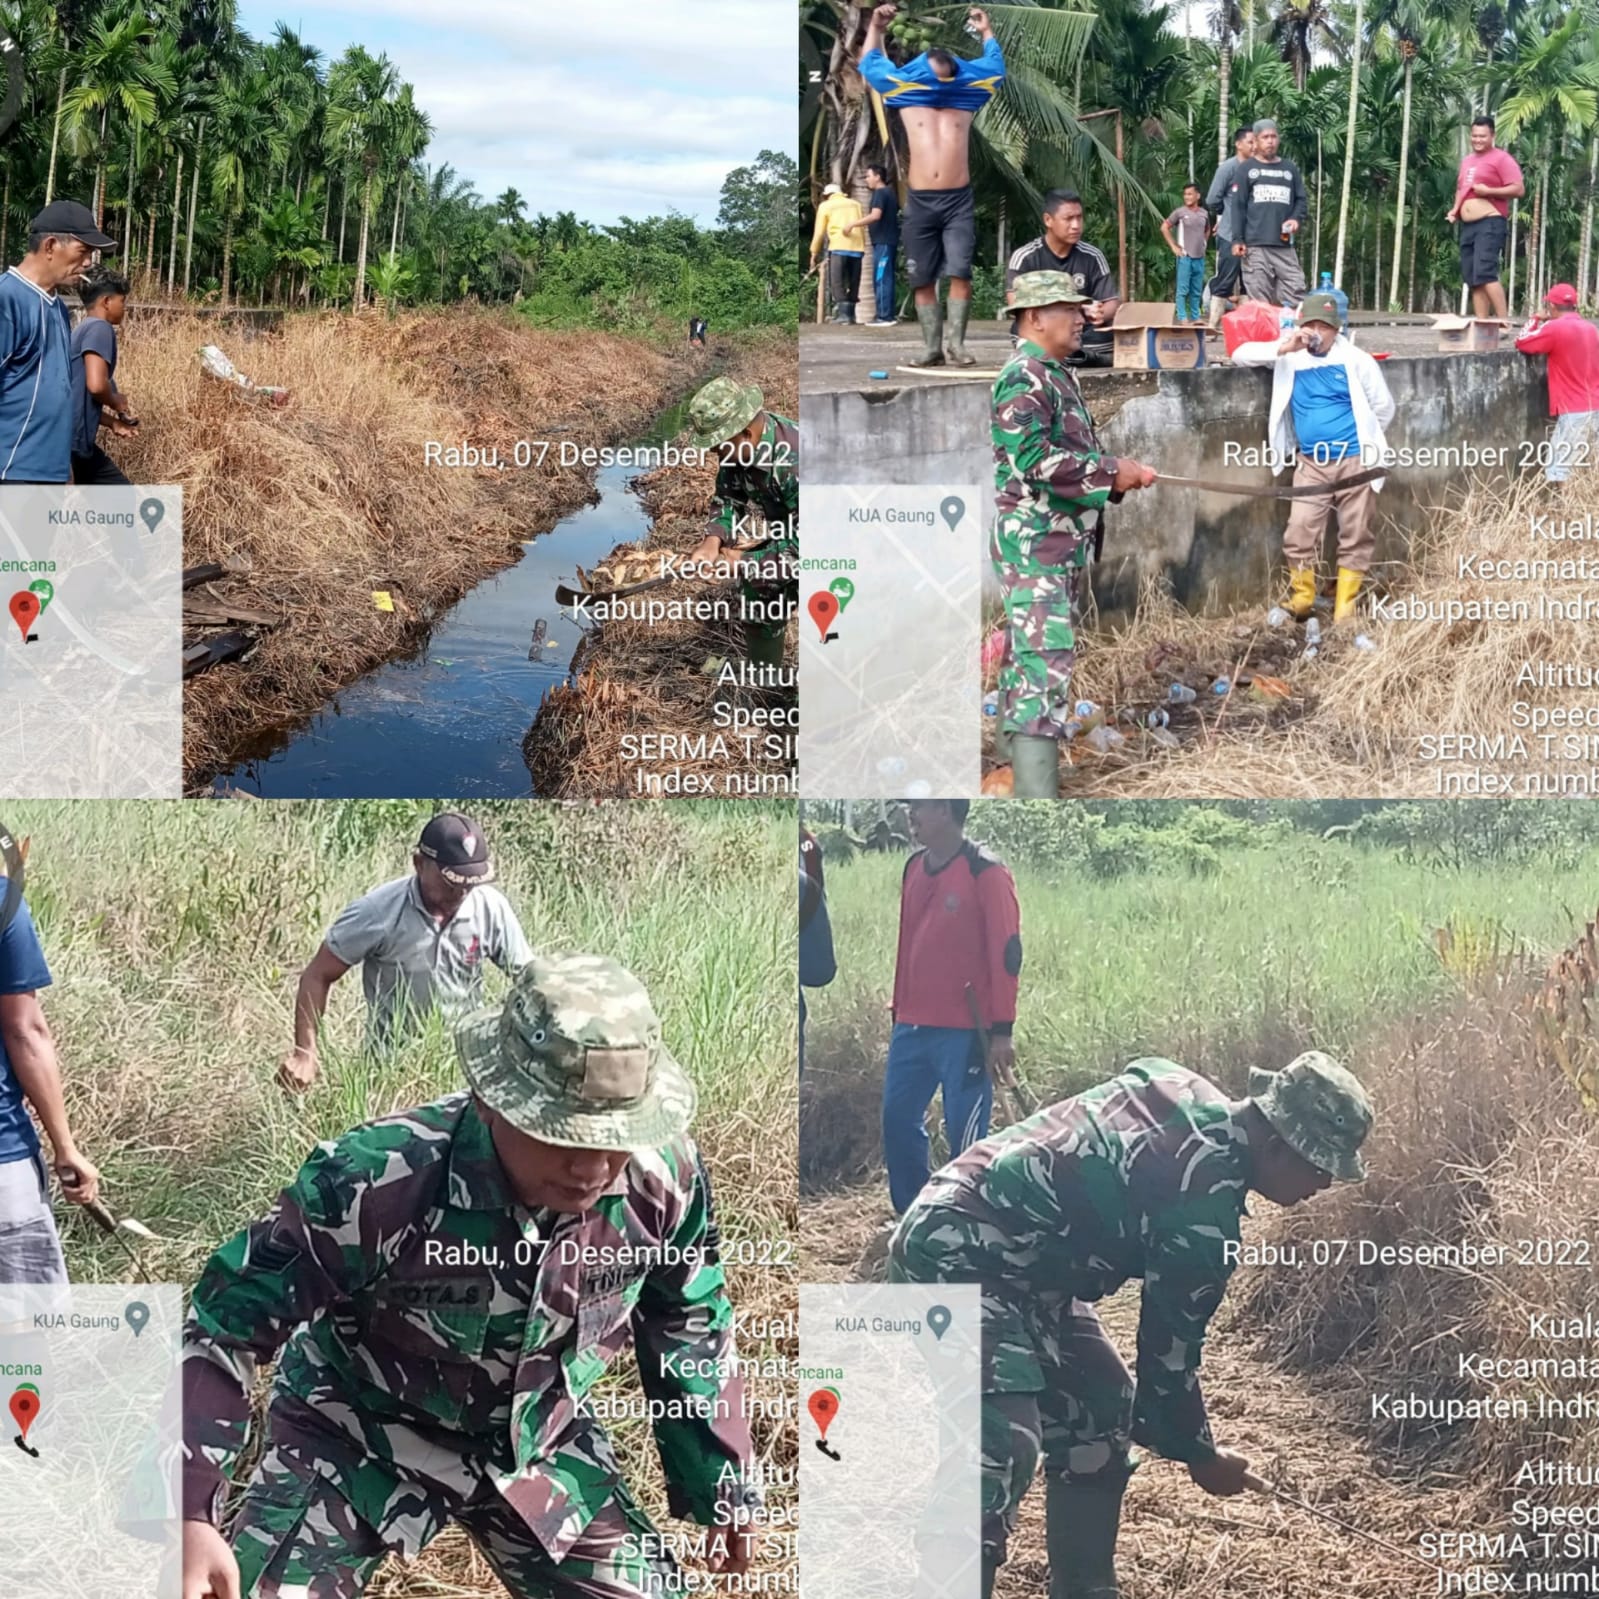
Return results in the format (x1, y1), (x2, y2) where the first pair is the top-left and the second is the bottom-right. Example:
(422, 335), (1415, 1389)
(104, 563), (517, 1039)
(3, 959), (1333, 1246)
(742, 545), (798, 643)
(231, 1429), (680, 1599)
(888, 1202), (1136, 1571)
(990, 511), (1091, 739)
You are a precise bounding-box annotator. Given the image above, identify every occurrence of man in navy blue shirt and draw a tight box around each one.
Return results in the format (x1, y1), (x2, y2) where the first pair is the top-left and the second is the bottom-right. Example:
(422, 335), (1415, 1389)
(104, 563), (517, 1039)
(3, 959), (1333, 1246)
(0, 882), (99, 1282)
(0, 199), (117, 484)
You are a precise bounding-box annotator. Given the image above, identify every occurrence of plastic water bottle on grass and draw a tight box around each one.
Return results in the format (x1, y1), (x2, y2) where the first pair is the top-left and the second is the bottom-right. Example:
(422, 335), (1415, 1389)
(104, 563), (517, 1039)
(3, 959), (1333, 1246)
(1168, 683), (1198, 705)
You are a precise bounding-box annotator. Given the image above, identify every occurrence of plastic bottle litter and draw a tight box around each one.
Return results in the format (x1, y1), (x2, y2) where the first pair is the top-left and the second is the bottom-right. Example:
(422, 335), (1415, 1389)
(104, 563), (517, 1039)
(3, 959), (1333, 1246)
(1082, 725), (1126, 755)
(876, 756), (907, 779)
(1304, 617), (1321, 645)
(982, 692), (1000, 717)
(1146, 708), (1171, 729)
(1147, 725), (1181, 751)
(1354, 633), (1377, 652)
(1074, 700), (1098, 719)
(1303, 645), (1319, 661)
(1168, 683), (1198, 705)
(1212, 678), (1232, 696)
(1266, 606), (1290, 628)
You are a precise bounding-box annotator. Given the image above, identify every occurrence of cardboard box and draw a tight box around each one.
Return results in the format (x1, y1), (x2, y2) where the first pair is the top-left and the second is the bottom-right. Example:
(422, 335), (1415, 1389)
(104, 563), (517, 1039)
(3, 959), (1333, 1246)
(1433, 316), (1509, 353)
(1111, 302), (1207, 370)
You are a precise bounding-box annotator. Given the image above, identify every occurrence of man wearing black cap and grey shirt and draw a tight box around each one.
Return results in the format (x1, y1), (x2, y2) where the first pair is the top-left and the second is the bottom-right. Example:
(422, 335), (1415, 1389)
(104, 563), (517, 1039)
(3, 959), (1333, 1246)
(0, 200), (116, 483)
(1223, 118), (1308, 307)
(278, 813), (534, 1090)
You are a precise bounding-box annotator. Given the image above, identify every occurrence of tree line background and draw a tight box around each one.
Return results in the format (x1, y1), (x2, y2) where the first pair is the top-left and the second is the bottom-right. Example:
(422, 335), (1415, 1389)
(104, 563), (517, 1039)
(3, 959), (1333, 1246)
(0, 0), (800, 328)
(801, 0), (1599, 319)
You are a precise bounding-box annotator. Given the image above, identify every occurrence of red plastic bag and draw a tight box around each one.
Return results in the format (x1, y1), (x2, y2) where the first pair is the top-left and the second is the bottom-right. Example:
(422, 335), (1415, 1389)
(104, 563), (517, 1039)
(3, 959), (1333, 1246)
(1222, 301), (1281, 358)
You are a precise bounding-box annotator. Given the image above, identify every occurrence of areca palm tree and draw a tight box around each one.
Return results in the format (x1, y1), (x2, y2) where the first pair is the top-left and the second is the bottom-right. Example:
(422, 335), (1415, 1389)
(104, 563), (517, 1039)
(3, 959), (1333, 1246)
(1331, 0), (1366, 283)
(209, 63), (286, 303)
(325, 45), (403, 312)
(43, 0), (91, 204)
(1269, 0), (1338, 92)
(384, 84), (430, 257)
(1493, 6), (1599, 311)
(62, 6), (174, 226)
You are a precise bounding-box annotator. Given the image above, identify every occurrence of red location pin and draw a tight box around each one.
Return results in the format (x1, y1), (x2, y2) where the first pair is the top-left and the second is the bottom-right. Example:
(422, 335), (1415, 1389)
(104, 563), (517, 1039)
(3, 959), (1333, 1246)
(807, 589), (840, 642)
(9, 590), (39, 642)
(807, 1386), (840, 1440)
(9, 1386), (39, 1442)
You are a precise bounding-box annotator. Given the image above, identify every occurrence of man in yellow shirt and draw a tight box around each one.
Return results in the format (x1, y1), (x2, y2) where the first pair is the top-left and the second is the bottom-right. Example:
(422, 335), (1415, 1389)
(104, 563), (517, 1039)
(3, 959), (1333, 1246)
(810, 183), (867, 324)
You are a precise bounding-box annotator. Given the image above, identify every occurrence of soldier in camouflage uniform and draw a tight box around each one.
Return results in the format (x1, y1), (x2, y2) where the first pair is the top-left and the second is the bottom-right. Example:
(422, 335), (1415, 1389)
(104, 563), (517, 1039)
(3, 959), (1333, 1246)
(181, 952), (760, 1599)
(888, 1051), (1374, 1599)
(991, 272), (1158, 796)
(687, 376), (798, 670)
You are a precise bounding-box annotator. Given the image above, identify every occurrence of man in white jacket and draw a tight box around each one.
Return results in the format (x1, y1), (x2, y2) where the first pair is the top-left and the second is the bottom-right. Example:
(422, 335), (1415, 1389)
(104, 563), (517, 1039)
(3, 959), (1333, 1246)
(1232, 290), (1395, 623)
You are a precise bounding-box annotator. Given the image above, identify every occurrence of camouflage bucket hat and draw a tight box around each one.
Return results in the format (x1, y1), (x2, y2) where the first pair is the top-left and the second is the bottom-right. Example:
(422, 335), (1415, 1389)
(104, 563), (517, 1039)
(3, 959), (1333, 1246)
(1248, 1051), (1373, 1182)
(688, 377), (764, 449)
(1009, 270), (1091, 312)
(455, 952), (697, 1150)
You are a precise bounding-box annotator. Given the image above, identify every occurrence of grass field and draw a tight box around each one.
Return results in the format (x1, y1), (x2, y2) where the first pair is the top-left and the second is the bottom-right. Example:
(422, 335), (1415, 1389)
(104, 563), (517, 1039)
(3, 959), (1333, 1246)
(800, 806), (1599, 1187)
(10, 797), (796, 1596)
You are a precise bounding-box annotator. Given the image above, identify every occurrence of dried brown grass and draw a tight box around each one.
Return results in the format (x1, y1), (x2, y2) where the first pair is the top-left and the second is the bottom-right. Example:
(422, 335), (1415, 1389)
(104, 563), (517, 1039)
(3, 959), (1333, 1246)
(1236, 928), (1599, 1579)
(113, 309), (676, 787)
(1024, 468), (1598, 797)
(523, 330), (797, 798)
(805, 929), (1599, 1595)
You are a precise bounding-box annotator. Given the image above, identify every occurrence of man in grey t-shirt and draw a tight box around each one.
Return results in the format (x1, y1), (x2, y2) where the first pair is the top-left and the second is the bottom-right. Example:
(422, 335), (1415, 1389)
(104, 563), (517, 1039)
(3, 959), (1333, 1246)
(278, 812), (533, 1090)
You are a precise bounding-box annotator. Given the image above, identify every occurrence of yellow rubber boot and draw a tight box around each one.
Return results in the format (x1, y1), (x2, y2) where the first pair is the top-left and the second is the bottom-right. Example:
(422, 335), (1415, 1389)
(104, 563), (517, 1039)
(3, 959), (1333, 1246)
(1286, 566), (1318, 621)
(1333, 566), (1364, 624)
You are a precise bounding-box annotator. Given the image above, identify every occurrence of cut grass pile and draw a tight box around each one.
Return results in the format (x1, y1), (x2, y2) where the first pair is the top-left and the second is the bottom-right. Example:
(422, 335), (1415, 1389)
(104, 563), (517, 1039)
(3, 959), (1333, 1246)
(111, 309), (680, 787)
(523, 329), (797, 799)
(15, 798), (795, 1597)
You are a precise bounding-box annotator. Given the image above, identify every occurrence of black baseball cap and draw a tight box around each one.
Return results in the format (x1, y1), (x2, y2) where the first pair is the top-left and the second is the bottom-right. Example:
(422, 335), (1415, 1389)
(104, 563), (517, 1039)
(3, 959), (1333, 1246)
(417, 812), (494, 886)
(27, 200), (116, 251)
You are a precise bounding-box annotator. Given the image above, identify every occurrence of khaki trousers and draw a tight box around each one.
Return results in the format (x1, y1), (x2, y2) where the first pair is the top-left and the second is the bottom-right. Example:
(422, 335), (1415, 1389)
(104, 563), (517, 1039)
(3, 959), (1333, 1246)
(1283, 453), (1378, 572)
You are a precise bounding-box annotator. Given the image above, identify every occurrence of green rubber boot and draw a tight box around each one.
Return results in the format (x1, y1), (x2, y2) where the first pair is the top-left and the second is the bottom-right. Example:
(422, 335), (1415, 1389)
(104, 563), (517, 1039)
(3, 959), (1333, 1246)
(1010, 733), (1060, 797)
(1045, 1474), (1128, 1599)
(908, 301), (946, 367)
(744, 624), (787, 668)
(946, 295), (978, 366)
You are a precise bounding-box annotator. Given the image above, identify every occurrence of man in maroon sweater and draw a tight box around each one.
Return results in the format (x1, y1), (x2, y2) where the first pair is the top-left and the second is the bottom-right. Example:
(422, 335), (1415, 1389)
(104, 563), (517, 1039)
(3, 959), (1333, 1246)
(1515, 283), (1599, 487)
(883, 799), (1022, 1213)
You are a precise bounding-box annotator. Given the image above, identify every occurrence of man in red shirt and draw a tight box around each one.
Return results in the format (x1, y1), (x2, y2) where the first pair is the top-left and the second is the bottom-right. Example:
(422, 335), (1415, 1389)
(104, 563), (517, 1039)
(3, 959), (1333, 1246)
(883, 799), (1022, 1213)
(1515, 283), (1599, 486)
(1447, 114), (1524, 320)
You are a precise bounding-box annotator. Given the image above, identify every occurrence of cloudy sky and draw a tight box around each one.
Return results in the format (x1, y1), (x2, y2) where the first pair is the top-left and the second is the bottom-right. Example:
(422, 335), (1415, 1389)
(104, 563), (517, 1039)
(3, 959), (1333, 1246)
(238, 0), (794, 225)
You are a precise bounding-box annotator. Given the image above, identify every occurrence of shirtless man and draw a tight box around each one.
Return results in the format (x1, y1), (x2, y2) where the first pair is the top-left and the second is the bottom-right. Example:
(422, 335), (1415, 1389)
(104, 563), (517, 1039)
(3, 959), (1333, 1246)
(859, 4), (1006, 367)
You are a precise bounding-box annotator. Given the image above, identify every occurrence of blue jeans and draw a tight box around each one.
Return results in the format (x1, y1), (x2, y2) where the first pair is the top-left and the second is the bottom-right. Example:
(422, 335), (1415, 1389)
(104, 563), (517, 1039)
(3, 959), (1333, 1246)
(1175, 255), (1206, 322)
(882, 1023), (992, 1214)
(873, 242), (897, 321)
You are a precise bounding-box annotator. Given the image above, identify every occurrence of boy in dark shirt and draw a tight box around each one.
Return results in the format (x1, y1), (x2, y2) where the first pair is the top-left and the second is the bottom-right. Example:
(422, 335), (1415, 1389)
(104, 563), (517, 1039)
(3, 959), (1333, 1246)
(847, 162), (902, 327)
(71, 266), (136, 485)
